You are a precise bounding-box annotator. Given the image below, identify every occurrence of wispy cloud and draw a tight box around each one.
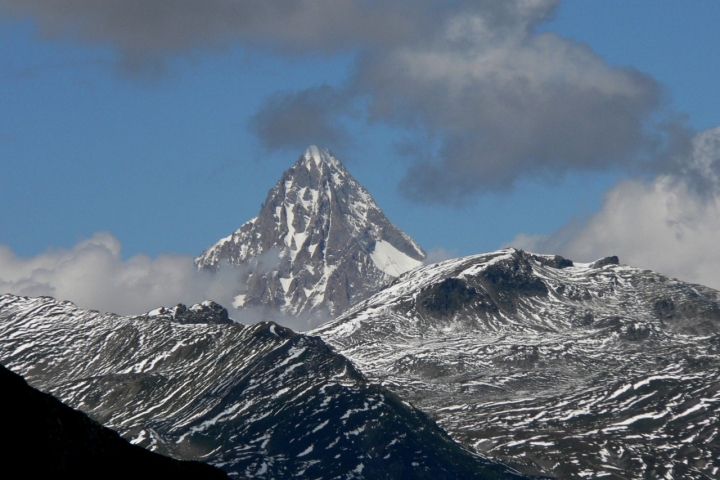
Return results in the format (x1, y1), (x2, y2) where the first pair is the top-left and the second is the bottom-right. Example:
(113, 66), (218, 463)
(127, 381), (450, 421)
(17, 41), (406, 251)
(249, 85), (353, 153)
(510, 126), (720, 290)
(422, 247), (457, 266)
(0, 232), (322, 330)
(0, 0), (463, 60)
(0, 232), (240, 316)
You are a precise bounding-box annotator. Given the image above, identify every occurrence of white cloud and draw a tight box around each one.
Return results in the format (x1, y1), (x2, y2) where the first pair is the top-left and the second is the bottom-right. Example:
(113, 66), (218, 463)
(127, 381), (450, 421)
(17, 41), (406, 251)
(423, 247), (458, 266)
(510, 126), (720, 290)
(0, 232), (321, 330)
(0, 232), (241, 316)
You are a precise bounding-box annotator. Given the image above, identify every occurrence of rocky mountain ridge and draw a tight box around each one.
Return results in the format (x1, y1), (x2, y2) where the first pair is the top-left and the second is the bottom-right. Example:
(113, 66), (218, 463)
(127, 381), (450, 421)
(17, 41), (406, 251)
(0, 293), (534, 480)
(314, 248), (720, 479)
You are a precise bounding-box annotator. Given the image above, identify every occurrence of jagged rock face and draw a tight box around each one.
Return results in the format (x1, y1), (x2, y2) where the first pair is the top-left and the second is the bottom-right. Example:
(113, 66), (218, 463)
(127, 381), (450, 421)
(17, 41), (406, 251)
(195, 146), (425, 323)
(314, 248), (720, 479)
(0, 294), (534, 480)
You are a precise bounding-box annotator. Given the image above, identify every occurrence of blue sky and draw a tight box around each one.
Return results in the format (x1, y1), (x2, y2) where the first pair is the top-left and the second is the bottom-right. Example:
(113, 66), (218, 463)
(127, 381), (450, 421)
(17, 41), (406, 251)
(1, 1), (720, 314)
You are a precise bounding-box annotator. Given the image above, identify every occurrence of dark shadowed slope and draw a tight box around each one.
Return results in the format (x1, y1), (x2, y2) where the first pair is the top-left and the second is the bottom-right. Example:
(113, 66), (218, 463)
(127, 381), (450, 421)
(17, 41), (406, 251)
(0, 363), (229, 479)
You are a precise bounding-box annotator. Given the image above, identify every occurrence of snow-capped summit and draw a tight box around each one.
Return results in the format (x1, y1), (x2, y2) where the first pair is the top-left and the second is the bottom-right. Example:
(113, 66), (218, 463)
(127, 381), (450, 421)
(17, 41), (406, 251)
(195, 146), (425, 323)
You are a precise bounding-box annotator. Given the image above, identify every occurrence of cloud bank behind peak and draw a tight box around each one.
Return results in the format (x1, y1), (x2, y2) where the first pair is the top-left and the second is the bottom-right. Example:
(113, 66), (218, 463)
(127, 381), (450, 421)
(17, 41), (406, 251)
(511, 126), (720, 290)
(0, 232), (237, 317)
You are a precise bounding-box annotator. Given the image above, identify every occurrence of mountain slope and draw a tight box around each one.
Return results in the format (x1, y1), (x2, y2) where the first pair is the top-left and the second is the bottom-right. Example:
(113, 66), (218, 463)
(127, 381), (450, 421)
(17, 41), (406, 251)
(0, 363), (229, 479)
(0, 294), (534, 480)
(314, 248), (720, 479)
(196, 146), (425, 324)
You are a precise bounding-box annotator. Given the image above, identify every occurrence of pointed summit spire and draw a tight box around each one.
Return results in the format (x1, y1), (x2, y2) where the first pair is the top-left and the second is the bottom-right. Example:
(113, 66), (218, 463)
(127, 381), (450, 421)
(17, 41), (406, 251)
(297, 146), (347, 175)
(196, 146), (425, 325)
(302, 145), (330, 167)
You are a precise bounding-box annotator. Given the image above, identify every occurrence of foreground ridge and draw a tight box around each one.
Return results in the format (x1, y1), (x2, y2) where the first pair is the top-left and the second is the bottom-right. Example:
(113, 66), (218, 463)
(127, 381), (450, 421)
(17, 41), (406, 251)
(0, 293), (534, 480)
(314, 248), (720, 479)
(0, 363), (229, 479)
(196, 146), (425, 324)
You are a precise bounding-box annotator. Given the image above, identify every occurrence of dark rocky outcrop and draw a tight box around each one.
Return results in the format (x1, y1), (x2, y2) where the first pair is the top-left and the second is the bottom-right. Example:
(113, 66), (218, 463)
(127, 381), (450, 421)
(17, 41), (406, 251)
(419, 278), (488, 317)
(530, 254), (574, 269)
(147, 301), (233, 325)
(590, 255), (619, 268)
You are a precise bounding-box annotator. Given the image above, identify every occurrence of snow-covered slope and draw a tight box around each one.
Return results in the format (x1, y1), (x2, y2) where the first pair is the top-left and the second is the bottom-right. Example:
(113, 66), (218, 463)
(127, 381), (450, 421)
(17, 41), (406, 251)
(0, 294), (533, 480)
(314, 248), (720, 479)
(196, 146), (425, 325)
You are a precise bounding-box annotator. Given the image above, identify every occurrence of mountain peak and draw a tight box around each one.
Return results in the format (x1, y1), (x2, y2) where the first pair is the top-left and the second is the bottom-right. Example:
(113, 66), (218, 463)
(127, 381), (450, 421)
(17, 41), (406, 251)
(301, 145), (338, 169)
(289, 146), (351, 192)
(196, 147), (425, 325)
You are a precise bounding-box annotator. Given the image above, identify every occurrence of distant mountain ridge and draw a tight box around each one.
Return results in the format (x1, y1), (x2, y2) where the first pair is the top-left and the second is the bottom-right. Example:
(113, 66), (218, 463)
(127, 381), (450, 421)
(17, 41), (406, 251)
(314, 248), (720, 479)
(196, 146), (425, 325)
